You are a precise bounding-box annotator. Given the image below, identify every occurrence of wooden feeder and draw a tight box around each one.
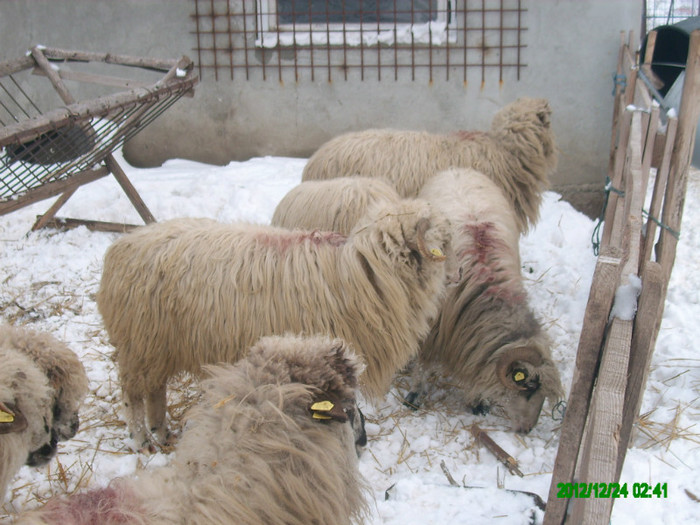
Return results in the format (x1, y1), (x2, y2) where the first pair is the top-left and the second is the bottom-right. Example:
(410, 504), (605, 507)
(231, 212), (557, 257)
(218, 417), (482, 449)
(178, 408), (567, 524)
(0, 46), (198, 232)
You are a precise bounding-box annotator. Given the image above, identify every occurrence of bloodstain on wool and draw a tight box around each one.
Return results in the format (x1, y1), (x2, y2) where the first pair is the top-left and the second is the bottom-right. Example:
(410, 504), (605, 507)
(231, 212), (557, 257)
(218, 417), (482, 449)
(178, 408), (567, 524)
(460, 222), (498, 265)
(453, 130), (486, 141)
(37, 486), (143, 525)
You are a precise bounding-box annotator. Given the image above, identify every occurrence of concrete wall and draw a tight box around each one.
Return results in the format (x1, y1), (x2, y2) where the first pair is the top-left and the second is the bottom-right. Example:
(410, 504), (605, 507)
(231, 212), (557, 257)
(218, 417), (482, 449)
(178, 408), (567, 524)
(0, 0), (644, 216)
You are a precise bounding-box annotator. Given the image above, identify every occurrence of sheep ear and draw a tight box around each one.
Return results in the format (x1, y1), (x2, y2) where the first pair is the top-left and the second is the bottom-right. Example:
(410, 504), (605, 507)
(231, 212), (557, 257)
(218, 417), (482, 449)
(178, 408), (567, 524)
(0, 401), (28, 434)
(310, 397), (348, 423)
(406, 218), (446, 262)
(326, 340), (363, 389)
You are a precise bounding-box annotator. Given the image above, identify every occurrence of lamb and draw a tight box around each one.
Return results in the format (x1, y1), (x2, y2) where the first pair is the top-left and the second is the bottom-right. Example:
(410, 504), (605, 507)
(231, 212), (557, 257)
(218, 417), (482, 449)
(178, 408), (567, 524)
(405, 168), (564, 433)
(0, 324), (89, 502)
(96, 198), (451, 448)
(272, 176), (401, 233)
(14, 334), (370, 525)
(301, 97), (558, 233)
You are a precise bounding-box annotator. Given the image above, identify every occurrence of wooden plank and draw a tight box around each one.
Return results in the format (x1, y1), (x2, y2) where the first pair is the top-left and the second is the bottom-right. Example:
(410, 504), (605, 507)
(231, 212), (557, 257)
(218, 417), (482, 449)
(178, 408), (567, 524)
(31, 46), (75, 104)
(31, 67), (152, 89)
(606, 32), (629, 194)
(39, 47), (188, 72)
(639, 105), (660, 212)
(642, 116), (678, 268)
(616, 262), (665, 479)
(0, 55), (35, 77)
(569, 316), (634, 524)
(35, 216), (141, 233)
(543, 247), (624, 525)
(0, 167), (110, 215)
(31, 187), (78, 231)
(656, 30), (700, 281)
(568, 105), (646, 523)
(601, 107), (633, 249)
(105, 155), (156, 224)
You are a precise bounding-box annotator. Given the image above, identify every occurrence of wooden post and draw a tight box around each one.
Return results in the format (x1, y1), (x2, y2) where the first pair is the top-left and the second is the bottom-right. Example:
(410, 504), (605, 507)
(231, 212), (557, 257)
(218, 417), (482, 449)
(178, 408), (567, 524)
(616, 261), (665, 479)
(543, 247), (624, 525)
(641, 116), (678, 269)
(655, 30), (700, 281)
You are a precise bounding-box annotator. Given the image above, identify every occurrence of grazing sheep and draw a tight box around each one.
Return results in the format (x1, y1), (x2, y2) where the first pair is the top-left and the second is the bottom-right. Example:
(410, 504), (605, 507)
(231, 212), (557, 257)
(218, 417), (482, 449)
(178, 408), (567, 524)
(302, 97), (558, 233)
(97, 199), (451, 448)
(0, 324), (89, 502)
(405, 168), (564, 433)
(15, 334), (370, 525)
(272, 176), (401, 233)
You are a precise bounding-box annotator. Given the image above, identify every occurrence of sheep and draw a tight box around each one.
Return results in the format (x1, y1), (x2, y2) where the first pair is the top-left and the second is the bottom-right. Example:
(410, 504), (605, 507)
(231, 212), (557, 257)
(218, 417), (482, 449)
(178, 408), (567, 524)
(14, 334), (370, 525)
(405, 168), (564, 433)
(271, 176), (401, 233)
(301, 97), (558, 233)
(258, 169), (563, 432)
(96, 198), (451, 449)
(0, 324), (89, 502)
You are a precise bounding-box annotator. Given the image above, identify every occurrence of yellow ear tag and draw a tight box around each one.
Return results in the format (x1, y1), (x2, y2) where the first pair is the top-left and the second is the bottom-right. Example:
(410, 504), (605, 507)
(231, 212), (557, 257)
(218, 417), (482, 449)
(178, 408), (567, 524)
(0, 410), (15, 423)
(513, 371), (526, 382)
(312, 413), (333, 420)
(311, 400), (335, 412)
(430, 248), (444, 257)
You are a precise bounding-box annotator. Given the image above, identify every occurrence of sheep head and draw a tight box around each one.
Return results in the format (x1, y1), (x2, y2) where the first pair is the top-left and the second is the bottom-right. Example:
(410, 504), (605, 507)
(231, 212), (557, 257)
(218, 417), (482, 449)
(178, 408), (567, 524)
(495, 346), (560, 433)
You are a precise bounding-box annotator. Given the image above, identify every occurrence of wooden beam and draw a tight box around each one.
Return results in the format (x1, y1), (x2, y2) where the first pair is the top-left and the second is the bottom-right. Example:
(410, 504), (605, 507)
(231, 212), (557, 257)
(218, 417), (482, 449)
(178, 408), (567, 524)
(31, 67), (152, 90)
(31, 187), (78, 231)
(105, 155), (155, 224)
(0, 167), (110, 215)
(642, 116), (678, 268)
(616, 261), (665, 479)
(656, 30), (700, 281)
(34, 216), (142, 233)
(543, 247), (624, 525)
(39, 47), (190, 73)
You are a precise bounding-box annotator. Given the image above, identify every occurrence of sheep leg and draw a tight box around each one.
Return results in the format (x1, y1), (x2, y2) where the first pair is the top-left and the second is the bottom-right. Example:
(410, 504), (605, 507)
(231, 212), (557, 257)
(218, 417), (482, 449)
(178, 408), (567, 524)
(403, 366), (429, 410)
(146, 384), (171, 446)
(122, 389), (148, 451)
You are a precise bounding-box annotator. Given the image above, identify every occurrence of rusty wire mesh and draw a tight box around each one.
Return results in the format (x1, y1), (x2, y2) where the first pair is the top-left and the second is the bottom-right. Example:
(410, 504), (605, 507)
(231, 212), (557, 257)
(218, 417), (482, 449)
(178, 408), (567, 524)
(191, 0), (527, 83)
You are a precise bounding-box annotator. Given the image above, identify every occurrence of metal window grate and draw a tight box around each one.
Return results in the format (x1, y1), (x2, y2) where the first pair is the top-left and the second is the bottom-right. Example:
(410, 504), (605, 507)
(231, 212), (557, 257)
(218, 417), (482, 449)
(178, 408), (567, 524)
(645, 0), (699, 32)
(190, 0), (527, 83)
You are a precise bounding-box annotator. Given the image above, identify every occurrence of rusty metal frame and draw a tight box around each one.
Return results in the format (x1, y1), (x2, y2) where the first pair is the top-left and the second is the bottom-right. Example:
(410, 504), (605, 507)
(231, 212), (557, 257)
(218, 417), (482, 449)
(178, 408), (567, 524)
(190, 0), (527, 83)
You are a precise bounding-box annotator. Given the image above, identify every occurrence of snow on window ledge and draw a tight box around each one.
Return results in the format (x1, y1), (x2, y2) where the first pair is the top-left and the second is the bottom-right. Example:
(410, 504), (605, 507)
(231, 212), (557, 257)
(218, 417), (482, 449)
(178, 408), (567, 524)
(255, 21), (455, 48)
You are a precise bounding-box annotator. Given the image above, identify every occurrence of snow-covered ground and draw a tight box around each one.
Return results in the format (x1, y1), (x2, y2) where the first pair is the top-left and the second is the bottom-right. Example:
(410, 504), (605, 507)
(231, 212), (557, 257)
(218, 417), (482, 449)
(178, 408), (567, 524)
(1, 153), (698, 523)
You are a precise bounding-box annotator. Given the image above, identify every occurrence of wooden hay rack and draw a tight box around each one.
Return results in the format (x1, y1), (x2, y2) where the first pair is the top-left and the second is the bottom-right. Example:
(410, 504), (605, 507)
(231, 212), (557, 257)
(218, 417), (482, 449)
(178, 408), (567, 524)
(543, 29), (700, 525)
(0, 46), (198, 232)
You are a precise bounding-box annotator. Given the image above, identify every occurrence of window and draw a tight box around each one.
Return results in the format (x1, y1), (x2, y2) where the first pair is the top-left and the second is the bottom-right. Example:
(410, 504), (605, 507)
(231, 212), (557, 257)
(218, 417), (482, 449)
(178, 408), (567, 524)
(256, 0), (454, 47)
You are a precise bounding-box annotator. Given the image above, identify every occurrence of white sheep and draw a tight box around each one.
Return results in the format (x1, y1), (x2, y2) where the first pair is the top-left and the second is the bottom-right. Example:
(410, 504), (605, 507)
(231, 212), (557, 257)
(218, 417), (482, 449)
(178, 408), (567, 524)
(267, 170), (564, 432)
(0, 324), (89, 502)
(302, 97), (558, 233)
(97, 199), (451, 448)
(272, 176), (401, 233)
(406, 168), (564, 432)
(14, 334), (370, 525)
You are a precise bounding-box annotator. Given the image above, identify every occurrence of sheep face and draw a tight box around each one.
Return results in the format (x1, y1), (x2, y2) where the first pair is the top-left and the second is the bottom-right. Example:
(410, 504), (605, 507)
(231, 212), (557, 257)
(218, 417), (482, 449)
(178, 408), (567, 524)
(26, 429), (58, 466)
(489, 344), (563, 433)
(51, 390), (82, 441)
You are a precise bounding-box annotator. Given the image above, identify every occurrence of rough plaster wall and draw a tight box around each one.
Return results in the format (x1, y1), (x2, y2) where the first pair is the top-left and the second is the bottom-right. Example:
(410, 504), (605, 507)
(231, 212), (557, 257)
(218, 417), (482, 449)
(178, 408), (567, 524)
(0, 0), (643, 217)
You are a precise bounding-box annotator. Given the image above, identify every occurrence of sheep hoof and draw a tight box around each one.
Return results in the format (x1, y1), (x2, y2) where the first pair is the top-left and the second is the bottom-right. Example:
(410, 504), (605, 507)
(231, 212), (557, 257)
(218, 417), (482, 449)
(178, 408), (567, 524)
(471, 401), (490, 416)
(403, 391), (422, 410)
